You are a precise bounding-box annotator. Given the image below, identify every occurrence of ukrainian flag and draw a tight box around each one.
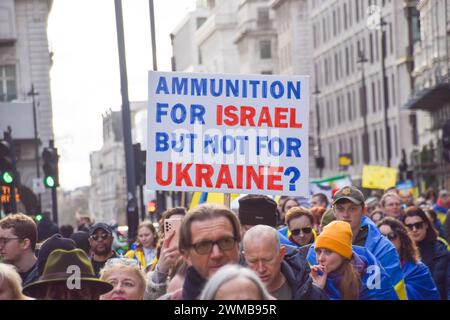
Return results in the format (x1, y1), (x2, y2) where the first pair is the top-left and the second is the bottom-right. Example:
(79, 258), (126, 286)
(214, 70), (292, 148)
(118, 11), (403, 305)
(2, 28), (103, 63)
(189, 192), (240, 209)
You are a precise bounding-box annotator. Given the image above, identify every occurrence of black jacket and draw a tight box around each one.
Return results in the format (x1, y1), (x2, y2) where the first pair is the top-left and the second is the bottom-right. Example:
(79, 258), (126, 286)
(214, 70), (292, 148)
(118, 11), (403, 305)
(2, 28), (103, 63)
(418, 239), (450, 300)
(281, 246), (328, 300)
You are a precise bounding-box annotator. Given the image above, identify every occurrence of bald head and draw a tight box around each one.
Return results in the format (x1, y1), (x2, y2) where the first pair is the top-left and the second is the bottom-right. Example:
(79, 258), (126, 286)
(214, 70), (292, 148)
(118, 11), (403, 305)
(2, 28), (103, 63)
(243, 225), (280, 252)
(242, 225), (285, 293)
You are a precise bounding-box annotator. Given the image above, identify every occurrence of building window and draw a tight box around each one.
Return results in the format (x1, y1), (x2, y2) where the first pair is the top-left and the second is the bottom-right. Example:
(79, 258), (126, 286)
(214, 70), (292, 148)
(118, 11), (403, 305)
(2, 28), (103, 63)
(327, 101), (332, 127)
(393, 124), (399, 157)
(411, 8), (421, 43)
(313, 24), (317, 48)
(337, 97), (341, 124)
(372, 81), (376, 113)
(369, 33), (374, 63)
(344, 3), (348, 30)
(323, 18), (327, 42)
(375, 30), (380, 61)
(377, 79), (382, 111)
(389, 22), (394, 55)
(259, 40), (271, 59)
(257, 8), (270, 27)
(261, 71), (272, 75)
(355, 0), (359, 22)
(329, 143), (333, 170)
(348, 92), (352, 121)
(0, 65), (17, 102)
(337, 7), (342, 34)
(333, 10), (337, 36)
(351, 43), (355, 74)
(374, 130), (379, 162)
(345, 47), (349, 76)
(335, 53), (339, 80)
(391, 73), (396, 106)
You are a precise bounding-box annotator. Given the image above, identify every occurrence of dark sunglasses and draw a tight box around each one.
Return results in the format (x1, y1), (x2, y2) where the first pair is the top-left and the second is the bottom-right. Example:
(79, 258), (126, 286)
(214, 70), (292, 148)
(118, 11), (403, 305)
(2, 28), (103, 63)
(405, 221), (425, 231)
(383, 232), (398, 241)
(191, 237), (237, 255)
(290, 227), (312, 236)
(90, 234), (110, 241)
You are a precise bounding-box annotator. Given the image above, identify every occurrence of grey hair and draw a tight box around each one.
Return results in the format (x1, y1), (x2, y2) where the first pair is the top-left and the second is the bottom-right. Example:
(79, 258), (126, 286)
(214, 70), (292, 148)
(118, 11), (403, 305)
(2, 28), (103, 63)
(199, 264), (272, 300)
(242, 224), (281, 251)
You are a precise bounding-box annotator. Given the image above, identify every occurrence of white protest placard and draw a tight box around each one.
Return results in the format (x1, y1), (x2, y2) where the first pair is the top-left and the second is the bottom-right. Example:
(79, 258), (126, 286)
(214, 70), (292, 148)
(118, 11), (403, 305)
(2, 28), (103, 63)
(147, 71), (310, 197)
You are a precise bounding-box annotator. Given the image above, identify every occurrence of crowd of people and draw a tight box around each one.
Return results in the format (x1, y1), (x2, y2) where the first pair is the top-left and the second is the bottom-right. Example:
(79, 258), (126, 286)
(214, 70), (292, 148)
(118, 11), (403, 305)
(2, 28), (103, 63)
(0, 185), (448, 300)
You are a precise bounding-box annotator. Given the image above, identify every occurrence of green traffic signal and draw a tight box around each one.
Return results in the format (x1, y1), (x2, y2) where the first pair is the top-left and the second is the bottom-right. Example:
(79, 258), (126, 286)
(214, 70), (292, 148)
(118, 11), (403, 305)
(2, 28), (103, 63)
(1, 171), (13, 184)
(44, 176), (55, 188)
(35, 214), (43, 222)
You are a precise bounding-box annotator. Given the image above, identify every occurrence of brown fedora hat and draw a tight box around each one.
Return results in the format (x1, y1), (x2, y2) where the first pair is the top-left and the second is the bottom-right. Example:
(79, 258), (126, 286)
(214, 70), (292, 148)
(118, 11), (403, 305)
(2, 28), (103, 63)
(23, 249), (113, 297)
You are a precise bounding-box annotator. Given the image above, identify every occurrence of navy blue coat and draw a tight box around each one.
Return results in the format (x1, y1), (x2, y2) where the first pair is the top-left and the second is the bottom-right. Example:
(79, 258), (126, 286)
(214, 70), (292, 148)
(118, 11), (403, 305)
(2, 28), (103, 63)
(418, 239), (450, 300)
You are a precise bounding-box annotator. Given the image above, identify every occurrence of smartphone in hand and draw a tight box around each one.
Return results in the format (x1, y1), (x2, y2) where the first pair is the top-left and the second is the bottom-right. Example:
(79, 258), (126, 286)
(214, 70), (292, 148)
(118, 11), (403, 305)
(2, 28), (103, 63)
(164, 218), (182, 248)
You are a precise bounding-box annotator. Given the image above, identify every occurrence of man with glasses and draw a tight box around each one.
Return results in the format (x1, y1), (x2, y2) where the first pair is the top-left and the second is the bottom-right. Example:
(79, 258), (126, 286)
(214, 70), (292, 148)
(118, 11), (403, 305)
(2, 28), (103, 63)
(322, 186), (407, 300)
(157, 203), (241, 300)
(88, 223), (118, 277)
(243, 225), (327, 300)
(0, 213), (39, 286)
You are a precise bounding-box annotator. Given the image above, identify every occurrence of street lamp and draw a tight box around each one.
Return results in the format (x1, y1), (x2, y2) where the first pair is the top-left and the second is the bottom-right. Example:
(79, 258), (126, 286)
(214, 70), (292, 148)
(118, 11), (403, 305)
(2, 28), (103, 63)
(27, 84), (41, 211)
(313, 83), (324, 177)
(357, 50), (370, 164)
(380, 17), (392, 167)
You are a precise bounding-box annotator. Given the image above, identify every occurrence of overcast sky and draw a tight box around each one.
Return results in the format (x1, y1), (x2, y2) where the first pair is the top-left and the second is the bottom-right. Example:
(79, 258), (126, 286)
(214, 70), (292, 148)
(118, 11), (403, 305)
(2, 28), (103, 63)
(47, 0), (196, 190)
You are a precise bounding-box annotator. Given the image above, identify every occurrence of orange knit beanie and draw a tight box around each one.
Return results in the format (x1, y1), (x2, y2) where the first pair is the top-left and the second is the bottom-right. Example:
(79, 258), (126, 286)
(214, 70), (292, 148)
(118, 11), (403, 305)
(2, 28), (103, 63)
(315, 220), (353, 260)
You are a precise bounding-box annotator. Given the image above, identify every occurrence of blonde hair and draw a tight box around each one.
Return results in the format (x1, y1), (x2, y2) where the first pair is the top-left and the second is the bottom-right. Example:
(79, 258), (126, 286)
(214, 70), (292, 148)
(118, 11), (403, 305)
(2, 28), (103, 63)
(99, 263), (147, 299)
(0, 263), (29, 300)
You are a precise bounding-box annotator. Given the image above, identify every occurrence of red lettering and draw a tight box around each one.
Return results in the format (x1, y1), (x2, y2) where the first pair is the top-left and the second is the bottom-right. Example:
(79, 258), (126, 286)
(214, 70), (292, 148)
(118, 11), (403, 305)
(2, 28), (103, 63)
(257, 106), (273, 127)
(289, 108), (302, 128)
(267, 166), (283, 190)
(175, 163), (193, 187)
(240, 106), (256, 126)
(195, 164), (214, 188)
(246, 166), (264, 189)
(216, 105), (223, 125)
(274, 107), (289, 128)
(156, 161), (172, 186)
(236, 165), (243, 189)
(215, 165), (233, 188)
(223, 105), (239, 126)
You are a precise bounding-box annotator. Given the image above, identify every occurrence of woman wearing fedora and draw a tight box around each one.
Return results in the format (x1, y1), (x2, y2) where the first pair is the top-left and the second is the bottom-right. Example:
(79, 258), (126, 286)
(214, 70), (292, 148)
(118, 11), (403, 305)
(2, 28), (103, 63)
(22, 249), (113, 300)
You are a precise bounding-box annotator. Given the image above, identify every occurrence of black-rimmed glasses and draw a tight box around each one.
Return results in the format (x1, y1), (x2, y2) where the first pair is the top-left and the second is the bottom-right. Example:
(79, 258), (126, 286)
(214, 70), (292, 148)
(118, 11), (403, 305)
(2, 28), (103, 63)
(290, 227), (312, 236)
(191, 237), (237, 255)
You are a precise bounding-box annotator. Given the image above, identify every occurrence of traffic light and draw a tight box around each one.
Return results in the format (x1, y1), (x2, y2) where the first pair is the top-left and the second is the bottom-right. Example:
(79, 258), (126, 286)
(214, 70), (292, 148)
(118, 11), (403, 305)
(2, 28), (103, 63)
(0, 139), (14, 185)
(133, 143), (146, 186)
(147, 200), (156, 215)
(42, 147), (59, 188)
(315, 156), (324, 170)
(35, 213), (43, 223)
